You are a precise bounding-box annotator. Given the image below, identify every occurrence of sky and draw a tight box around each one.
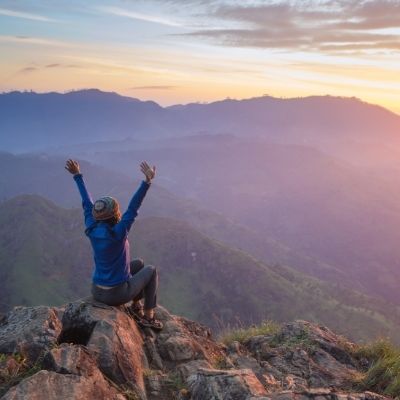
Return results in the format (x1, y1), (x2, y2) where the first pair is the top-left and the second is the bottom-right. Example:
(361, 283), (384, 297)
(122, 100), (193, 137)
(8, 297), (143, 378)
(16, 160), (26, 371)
(0, 0), (399, 113)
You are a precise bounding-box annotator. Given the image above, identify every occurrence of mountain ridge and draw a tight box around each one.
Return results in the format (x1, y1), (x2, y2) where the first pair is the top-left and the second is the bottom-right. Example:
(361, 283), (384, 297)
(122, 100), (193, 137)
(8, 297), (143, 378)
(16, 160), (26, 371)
(2, 89), (399, 117)
(1, 89), (399, 153)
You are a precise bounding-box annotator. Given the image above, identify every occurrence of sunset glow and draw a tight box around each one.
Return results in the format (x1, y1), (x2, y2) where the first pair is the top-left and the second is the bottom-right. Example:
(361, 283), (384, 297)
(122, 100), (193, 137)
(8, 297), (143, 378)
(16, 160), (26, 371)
(1, 0), (399, 113)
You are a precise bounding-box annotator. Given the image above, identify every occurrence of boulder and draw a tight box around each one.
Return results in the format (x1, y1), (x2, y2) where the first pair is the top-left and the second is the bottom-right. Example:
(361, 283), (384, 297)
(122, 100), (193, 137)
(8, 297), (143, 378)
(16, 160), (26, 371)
(187, 368), (267, 399)
(59, 299), (147, 395)
(276, 321), (357, 367)
(243, 320), (360, 389)
(154, 307), (225, 370)
(1, 370), (125, 400)
(42, 343), (98, 376)
(0, 306), (61, 364)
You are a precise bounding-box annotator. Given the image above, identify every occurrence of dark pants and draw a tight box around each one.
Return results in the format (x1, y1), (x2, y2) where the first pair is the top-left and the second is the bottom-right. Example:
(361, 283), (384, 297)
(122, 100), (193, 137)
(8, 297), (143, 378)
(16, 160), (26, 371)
(91, 259), (158, 310)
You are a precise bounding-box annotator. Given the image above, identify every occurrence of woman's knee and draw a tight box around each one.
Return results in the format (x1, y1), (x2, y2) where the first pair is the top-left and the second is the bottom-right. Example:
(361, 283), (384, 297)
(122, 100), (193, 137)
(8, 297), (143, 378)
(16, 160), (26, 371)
(132, 258), (144, 267)
(146, 264), (157, 276)
(130, 258), (145, 274)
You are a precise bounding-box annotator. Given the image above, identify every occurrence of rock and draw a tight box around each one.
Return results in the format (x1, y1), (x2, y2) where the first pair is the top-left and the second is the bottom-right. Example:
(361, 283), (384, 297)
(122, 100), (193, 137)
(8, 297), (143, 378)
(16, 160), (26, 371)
(243, 320), (360, 389)
(1, 370), (125, 400)
(59, 299), (147, 395)
(277, 321), (356, 366)
(160, 336), (197, 362)
(227, 340), (242, 354)
(42, 343), (97, 376)
(267, 389), (391, 400)
(0, 303), (392, 400)
(187, 368), (267, 399)
(0, 306), (61, 364)
(176, 359), (211, 380)
(154, 307), (225, 370)
(144, 370), (172, 400)
(144, 336), (164, 370)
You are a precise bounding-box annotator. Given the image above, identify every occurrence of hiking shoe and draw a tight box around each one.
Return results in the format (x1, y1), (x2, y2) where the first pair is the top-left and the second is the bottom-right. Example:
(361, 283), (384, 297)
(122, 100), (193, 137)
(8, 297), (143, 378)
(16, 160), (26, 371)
(137, 315), (163, 331)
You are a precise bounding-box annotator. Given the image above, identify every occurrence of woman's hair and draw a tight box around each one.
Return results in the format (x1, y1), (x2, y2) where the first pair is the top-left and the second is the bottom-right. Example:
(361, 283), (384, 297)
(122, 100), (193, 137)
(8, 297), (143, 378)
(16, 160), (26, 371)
(103, 215), (120, 226)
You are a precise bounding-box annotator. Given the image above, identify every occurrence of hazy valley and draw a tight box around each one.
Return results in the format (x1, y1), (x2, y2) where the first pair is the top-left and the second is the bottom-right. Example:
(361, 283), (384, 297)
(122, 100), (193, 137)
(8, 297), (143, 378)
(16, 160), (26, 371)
(1, 90), (400, 344)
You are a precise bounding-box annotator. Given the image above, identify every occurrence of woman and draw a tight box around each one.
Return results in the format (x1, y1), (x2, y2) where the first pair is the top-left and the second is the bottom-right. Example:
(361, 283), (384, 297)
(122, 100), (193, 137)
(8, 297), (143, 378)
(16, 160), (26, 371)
(65, 159), (163, 330)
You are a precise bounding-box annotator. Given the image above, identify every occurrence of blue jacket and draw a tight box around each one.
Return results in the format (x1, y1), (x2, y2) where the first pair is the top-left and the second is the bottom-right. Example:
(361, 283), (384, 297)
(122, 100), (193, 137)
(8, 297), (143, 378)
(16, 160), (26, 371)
(73, 174), (150, 286)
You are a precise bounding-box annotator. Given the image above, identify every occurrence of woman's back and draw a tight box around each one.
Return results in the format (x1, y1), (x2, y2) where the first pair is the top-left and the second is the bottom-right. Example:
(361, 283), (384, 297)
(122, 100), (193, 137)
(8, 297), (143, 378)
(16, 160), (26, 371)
(87, 222), (131, 286)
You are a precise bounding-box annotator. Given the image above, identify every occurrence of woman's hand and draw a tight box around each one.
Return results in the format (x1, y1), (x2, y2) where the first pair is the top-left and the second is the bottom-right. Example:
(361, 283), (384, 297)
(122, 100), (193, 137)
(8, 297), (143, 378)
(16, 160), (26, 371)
(65, 159), (81, 175)
(140, 161), (156, 183)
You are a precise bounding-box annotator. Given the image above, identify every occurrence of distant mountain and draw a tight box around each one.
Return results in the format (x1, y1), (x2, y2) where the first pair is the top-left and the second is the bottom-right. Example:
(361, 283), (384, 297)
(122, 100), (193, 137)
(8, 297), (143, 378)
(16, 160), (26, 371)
(1, 90), (399, 157)
(0, 90), (166, 152)
(168, 94), (399, 140)
(1, 194), (399, 344)
(46, 135), (400, 305)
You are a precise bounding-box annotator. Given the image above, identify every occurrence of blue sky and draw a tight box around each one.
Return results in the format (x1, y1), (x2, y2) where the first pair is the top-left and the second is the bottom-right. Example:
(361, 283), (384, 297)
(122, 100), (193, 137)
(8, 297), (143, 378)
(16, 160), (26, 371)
(1, 0), (399, 112)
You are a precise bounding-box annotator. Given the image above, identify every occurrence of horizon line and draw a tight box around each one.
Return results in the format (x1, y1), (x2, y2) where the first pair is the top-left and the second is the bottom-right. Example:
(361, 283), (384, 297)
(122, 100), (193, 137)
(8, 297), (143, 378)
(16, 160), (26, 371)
(1, 87), (398, 116)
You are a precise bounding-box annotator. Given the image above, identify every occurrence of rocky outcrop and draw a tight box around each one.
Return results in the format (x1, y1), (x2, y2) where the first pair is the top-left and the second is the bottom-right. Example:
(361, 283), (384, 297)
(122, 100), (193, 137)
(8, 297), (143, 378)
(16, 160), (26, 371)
(60, 300), (147, 393)
(2, 370), (125, 400)
(188, 368), (268, 399)
(236, 320), (360, 390)
(0, 306), (61, 365)
(0, 301), (392, 399)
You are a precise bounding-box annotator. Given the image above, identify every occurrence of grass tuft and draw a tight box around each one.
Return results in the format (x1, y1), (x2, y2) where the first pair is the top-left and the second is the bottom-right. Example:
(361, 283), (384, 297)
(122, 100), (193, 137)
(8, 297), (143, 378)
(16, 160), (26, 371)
(353, 338), (400, 397)
(0, 352), (44, 397)
(219, 320), (281, 345)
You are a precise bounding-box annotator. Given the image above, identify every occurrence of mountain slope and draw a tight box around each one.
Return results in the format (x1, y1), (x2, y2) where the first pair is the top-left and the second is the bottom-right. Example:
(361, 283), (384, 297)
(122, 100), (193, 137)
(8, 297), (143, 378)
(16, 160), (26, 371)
(50, 135), (400, 305)
(0, 151), (337, 283)
(1, 194), (400, 343)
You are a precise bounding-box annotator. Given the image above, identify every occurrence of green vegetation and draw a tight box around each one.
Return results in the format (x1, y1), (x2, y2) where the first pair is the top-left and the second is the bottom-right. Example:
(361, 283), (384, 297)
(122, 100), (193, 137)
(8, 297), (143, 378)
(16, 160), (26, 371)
(143, 368), (159, 378)
(269, 328), (316, 351)
(166, 372), (186, 391)
(2, 195), (400, 345)
(219, 321), (315, 352)
(219, 319), (400, 398)
(353, 338), (400, 397)
(219, 320), (281, 345)
(0, 352), (44, 397)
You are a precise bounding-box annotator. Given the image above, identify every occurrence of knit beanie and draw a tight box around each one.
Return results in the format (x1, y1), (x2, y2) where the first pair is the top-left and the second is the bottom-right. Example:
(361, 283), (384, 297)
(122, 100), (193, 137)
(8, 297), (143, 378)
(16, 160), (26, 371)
(92, 196), (121, 221)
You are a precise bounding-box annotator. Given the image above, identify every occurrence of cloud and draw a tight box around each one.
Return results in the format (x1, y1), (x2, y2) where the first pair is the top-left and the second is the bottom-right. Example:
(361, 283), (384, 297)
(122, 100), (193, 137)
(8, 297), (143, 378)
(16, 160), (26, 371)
(130, 85), (178, 90)
(96, 6), (181, 27)
(17, 67), (37, 74)
(0, 7), (55, 22)
(44, 63), (81, 69)
(178, 0), (400, 53)
(17, 63), (82, 75)
(0, 35), (75, 48)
